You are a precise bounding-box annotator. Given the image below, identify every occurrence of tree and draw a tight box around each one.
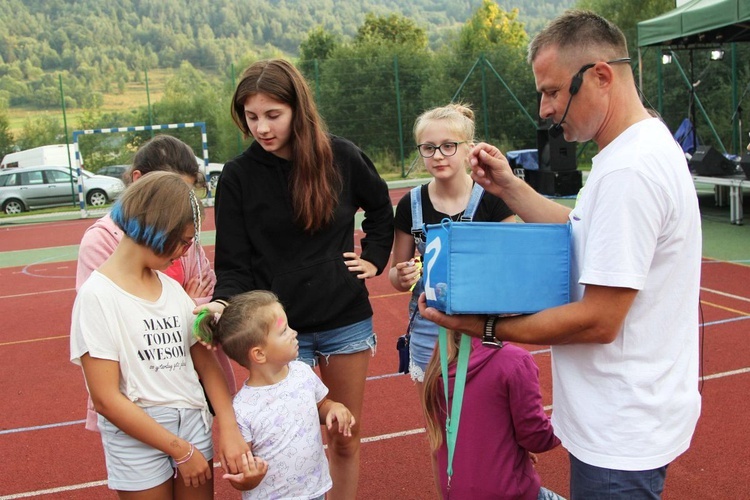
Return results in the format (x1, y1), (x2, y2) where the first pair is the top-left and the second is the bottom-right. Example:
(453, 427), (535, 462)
(355, 13), (428, 49)
(299, 27), (341, 62)
(437, 1), (535, 149)
(0, 107), (14, 158)
(456, 0), (528, 55)
(16, 114), (64, 150)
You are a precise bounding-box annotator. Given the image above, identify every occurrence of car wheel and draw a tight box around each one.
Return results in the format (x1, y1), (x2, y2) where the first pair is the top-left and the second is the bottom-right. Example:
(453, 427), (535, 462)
(87, 189), (108, 206)
(3, 198), (25, 215)
(208, 173), (220, 191)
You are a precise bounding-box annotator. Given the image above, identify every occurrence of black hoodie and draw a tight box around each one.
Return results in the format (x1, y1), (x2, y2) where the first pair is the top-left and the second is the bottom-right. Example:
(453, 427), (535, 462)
(213, 136), (394, 334)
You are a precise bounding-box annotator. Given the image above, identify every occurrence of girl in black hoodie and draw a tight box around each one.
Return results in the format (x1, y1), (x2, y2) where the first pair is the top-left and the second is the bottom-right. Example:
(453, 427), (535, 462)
(206, 59), (393, 499)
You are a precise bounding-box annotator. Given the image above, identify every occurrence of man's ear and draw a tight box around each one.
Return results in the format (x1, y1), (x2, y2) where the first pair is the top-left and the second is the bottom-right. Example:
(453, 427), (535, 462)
(131, 169), (143, 182)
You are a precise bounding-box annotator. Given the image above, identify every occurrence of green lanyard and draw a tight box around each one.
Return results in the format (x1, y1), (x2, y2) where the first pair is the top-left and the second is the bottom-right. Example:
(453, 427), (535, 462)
(438, 327), (472, 485)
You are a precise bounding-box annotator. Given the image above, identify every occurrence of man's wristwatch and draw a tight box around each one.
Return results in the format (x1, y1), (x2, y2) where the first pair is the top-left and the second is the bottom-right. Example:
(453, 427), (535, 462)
(482, 315), (503, 348)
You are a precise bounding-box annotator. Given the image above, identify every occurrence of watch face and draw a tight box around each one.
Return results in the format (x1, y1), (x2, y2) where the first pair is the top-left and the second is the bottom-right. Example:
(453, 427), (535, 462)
(482, 337), (504, 348)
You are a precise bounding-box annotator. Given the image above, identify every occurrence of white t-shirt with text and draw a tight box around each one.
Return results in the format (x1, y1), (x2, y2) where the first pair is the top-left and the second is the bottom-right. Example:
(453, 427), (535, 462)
(70, 271), (207, 412)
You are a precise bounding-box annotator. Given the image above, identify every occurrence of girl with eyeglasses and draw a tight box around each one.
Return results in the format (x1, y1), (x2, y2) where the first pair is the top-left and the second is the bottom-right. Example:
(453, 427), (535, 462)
(390, 103), (515, 385)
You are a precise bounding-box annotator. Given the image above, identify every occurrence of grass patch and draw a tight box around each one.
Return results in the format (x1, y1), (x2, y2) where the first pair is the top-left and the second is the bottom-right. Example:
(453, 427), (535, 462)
(6, 69), (173, 135)
(0, 202), (113, 219)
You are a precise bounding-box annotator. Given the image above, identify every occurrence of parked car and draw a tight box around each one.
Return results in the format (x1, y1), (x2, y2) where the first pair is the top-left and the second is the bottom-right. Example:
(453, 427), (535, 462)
(195, 156), (224, 190)
(98, 164), (128, 180)
(0, 165), (125, 215)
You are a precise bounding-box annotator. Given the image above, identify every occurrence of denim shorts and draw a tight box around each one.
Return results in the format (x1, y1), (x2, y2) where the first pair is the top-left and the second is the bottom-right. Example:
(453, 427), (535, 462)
(569, 453), (668, 499)
(98, 406), (213, 491)
(407, 296), (439, 382)
(297, 317), (377, 367)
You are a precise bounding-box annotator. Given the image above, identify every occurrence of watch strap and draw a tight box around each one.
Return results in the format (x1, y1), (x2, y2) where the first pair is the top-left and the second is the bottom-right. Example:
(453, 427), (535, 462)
(482, 315), (503, 348)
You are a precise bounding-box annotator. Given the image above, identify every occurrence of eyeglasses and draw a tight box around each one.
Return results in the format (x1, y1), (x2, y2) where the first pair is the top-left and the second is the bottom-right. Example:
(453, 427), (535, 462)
(416, 141), (466, 158)
(179, 237), (194, 252)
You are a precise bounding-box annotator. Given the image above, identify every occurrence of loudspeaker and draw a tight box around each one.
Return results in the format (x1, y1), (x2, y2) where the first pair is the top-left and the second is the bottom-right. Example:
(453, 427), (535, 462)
(537, 127), (577, 171)
(525, 169), (582, 197)
(740, 151), (750, 180)
(689, 146), (736, 176)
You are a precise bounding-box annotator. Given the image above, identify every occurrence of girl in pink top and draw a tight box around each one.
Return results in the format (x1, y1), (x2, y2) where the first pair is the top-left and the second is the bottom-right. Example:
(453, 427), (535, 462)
(423, 331), (563, 500)
(76, 135), (236, 431)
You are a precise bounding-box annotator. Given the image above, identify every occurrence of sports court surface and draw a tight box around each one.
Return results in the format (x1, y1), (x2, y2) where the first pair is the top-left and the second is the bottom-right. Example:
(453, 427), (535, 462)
(0, 187), (749, 499)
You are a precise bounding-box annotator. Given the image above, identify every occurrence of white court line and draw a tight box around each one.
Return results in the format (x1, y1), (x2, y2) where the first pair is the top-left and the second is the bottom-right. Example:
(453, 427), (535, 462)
(702, 366), (750, 381)
(0, 420), (84, 436)
(0, 287), (74, 300)
(701, 286), (750, 303)
(0, 481), (108, 499)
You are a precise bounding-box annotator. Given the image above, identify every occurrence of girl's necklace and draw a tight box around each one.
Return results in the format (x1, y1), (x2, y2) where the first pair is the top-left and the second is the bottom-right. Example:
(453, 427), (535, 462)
(433, 178), (472, 220)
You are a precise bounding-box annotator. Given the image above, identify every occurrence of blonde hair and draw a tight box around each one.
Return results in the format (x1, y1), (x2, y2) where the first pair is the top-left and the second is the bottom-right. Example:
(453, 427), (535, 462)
(422, 329), (468, 451)
(194, 291), (280, 370)
(110, 171), (201, 256)
(413, 103), (476, 145)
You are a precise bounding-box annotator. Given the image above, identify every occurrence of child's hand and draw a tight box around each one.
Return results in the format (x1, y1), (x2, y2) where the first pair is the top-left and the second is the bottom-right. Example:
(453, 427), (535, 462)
(223, 451), (268, 491)
(191, 303), (225, 351)
(176, 446), (212, 487)
(185, 276), (213, 301)
(325, 402), (356, 437)
(394, 258), (422, 291)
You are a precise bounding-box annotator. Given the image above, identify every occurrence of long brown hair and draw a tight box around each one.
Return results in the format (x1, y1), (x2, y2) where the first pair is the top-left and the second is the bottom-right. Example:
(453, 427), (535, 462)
(231, 59), (341, 232)
(422, 329), (467, 451)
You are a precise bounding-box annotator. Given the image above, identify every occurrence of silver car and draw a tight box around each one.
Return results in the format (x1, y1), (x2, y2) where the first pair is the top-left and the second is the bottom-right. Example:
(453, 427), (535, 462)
(0, 165), (125, 215)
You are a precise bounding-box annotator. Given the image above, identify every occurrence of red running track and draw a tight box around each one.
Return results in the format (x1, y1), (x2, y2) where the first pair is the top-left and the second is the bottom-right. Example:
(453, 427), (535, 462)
(0, 209), (749, 499)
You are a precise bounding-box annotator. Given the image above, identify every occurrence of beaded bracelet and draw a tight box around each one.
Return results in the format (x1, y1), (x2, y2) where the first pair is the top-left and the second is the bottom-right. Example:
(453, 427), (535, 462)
(173, 443), (195, 478)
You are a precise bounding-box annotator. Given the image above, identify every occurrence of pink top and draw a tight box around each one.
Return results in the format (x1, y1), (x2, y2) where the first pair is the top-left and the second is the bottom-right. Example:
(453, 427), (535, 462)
(76, 214), (215, 303)
(436, 338), (560, 499)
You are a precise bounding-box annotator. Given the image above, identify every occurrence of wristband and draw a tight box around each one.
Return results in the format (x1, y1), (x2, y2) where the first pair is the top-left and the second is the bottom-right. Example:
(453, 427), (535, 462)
(173, 443), (195, 478)
(213, 299), (229, 308)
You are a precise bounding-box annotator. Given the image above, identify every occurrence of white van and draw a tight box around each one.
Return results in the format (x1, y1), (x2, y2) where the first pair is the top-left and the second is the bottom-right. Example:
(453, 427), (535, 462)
(1, 144), (78, 170)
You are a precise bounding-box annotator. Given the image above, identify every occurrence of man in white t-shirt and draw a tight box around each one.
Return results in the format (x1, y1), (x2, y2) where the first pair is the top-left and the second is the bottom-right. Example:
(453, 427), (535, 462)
(419, 10), (701, 499)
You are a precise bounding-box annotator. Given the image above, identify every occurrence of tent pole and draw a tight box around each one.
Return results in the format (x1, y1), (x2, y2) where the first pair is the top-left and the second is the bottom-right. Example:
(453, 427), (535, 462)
(638, 48), (643, 94)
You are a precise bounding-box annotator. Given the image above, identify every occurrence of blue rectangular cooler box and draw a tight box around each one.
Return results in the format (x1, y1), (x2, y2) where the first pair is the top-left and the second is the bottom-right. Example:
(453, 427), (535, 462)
(422, 220), (572, 315)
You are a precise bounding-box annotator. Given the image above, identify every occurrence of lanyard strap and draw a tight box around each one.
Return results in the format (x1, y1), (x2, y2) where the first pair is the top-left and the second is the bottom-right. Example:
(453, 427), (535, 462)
(438, 327), (471, 479)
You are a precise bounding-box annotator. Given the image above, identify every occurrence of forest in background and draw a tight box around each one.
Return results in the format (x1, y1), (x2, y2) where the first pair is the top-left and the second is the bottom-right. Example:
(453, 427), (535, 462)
(0, 0), (573, 110)
(0, 0), (746, 175)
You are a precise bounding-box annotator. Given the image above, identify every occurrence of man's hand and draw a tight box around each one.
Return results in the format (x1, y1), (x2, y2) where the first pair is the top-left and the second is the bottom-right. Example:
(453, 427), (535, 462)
(417, 293), (485, 338)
